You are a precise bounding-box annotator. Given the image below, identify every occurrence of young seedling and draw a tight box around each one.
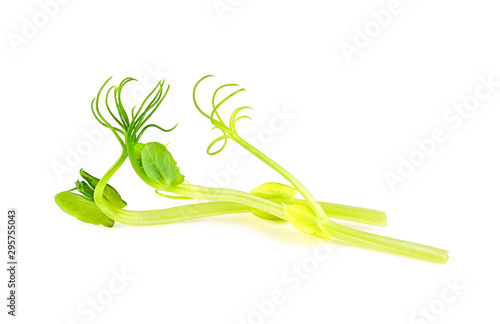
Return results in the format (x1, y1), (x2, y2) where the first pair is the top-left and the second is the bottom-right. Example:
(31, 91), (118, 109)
(55, 76), (449, 264)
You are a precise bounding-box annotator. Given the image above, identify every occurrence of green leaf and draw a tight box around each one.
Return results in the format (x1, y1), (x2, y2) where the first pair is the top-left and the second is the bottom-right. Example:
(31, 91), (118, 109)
(75, 180), (95, 201)
(55, 191), (115, 227)
(80, 169), (127, 208)
(283, 204), (331, 239)
(250, 182), (297, 199)
(249, 182), (297, 221)
(141, 142), (185, 186)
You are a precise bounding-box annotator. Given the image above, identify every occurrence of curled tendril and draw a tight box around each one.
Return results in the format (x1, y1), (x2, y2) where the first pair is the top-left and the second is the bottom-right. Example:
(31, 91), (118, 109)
(206, 135), (229, 155)
(137, 123), (177, 142)
(193, 75), (253, 155)
(91, 77), (177, 148)
(229, 106), (252, 131)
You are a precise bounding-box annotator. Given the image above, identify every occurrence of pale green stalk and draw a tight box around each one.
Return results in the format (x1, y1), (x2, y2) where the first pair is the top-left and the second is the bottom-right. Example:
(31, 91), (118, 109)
(92, 149), (385, 226)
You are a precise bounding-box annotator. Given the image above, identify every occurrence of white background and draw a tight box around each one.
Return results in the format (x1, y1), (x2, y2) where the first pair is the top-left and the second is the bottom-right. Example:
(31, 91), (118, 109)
(1, 0), (499, 323)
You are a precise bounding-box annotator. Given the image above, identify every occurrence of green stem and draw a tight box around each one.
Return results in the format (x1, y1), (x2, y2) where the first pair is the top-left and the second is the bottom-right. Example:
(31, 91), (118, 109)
(292, 199), (386, 226)
(96, 194), (383, 227)
(111, 201), (252, 226)
(94, 150), (128, 217)
(167, 184), (287, 219)
(324, 222), (448, 263)
(162, 184), (448, 263)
